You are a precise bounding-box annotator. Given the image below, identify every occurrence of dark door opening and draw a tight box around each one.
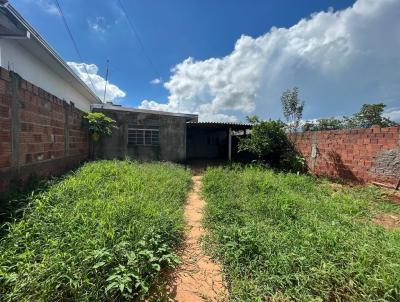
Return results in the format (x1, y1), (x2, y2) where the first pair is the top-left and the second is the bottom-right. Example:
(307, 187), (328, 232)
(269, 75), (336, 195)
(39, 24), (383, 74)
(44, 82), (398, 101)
(186, 127), (228, 160)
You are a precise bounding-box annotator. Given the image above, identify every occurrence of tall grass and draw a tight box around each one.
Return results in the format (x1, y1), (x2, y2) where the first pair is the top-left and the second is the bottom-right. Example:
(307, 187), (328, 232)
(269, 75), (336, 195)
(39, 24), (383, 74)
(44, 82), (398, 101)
(202, 166), (400, 301)
(0, 160), (191, 301)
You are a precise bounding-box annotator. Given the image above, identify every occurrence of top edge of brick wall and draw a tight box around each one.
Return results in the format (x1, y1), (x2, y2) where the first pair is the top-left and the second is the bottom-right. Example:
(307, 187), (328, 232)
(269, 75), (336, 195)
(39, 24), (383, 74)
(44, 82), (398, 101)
(0, 67), (11, 82)
(293, 125), (400, 136)
(0, 66), (84, 115)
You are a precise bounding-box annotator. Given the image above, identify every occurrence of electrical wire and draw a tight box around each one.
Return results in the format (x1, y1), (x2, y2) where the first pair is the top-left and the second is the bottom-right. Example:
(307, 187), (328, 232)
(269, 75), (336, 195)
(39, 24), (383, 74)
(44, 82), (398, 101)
(117, 0), (160, 79)
(53, 0), (97, 93)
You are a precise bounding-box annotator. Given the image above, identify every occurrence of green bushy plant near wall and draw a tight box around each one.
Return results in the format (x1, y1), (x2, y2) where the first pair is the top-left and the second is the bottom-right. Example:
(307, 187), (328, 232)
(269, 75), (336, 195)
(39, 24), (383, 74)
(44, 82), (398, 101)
(239, 118), (305, 172)
(84, 112), (117, 141)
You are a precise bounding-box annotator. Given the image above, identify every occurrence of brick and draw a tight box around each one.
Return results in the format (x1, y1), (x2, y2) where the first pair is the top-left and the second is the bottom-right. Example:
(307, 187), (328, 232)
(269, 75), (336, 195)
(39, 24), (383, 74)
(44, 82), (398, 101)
(291, 125), (400, 185)
(0, 105), (9, 118)
(0, 95), (11, 106)
(0, 142), (11, 154)
(0, 69), (10, 81)
(0, 131), (11, 141)
(0, 154), (11, 168)
(0, 79), (9, 95)
(0, 118), (11, 129)
(20, 122), (34, 132)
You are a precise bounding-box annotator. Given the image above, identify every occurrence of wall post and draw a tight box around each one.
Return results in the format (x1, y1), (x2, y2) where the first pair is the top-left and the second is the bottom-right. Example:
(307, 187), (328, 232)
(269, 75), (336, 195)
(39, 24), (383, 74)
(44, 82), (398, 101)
(228, 127), (232, 161)
(63, 100), (70, 156)
(310, 131), (318, 171)
(10, 71), (20, 173)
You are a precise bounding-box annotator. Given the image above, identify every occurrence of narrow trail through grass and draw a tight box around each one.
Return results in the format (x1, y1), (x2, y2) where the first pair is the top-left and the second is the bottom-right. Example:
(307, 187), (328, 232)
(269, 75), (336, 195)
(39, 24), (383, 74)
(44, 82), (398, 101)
(168, 175), (227, 302)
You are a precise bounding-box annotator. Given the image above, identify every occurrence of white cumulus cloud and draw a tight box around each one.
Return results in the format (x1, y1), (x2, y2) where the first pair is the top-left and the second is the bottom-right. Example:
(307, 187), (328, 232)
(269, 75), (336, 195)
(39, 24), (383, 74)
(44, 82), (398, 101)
(384, 107), (400, 122)
(140, 0), (400, 122)
(68, 62), (126, 102)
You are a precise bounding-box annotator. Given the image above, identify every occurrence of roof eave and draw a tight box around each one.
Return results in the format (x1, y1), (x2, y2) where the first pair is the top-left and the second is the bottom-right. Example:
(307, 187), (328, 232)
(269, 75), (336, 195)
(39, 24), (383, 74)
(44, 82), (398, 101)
(91, 104), (199, 119)
(2, 3), (101, 104)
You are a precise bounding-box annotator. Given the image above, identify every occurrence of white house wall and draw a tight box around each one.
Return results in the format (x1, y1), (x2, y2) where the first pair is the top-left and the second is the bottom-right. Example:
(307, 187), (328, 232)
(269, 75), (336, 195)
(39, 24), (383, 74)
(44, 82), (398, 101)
(0, 39), (91, 111)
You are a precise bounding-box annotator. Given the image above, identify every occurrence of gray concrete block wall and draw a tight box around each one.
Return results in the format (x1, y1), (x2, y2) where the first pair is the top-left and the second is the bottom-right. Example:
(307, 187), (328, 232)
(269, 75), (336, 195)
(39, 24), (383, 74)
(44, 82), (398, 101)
(93, 108), (189, 163)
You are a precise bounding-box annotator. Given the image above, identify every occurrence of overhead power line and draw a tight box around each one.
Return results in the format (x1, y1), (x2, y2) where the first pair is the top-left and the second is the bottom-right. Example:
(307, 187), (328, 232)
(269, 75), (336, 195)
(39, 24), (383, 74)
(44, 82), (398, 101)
(103, 59), (109, 102)
(53, 0), (97, 93)
(117, 0), (160, 79)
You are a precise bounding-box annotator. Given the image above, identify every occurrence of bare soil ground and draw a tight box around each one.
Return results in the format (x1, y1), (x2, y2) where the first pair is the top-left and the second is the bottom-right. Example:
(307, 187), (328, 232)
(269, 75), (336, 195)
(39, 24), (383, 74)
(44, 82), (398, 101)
(372, 213), (400, 230)
(386, 190), (400, 205)
(167, 175), (228, 302)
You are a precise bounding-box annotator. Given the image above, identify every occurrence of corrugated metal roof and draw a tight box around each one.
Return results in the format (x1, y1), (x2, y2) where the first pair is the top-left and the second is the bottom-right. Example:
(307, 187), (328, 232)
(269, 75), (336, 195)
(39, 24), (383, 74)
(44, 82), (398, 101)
(187, 121), (252, 126)
(92, 103), (199, 119)
(186, 121), (252, 129)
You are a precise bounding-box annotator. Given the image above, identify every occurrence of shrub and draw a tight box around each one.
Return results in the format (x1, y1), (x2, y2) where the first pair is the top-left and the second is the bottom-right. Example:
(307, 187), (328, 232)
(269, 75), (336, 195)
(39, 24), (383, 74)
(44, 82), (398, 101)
(0, 160), (191, 301)
(84, 112), (117, 141)
(202, 166), (400, 301)
(239, 120), (305, 172)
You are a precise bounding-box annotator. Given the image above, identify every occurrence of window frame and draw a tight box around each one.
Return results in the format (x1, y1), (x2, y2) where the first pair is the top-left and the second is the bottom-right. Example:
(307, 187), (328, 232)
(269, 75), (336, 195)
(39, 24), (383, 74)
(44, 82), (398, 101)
(127, 126), (160, 146)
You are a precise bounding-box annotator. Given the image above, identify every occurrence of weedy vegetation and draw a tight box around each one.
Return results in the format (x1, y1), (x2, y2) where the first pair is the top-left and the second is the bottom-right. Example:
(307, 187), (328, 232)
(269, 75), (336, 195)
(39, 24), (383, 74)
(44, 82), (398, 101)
(0, 160), (191, 301)
(202, 166), (400, 301)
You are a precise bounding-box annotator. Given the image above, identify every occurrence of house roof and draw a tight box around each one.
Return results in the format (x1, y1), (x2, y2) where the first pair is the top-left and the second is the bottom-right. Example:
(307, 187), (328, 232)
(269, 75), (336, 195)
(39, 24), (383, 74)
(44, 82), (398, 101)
(0, 3), (101, 105)
(92, 103), (199, 119)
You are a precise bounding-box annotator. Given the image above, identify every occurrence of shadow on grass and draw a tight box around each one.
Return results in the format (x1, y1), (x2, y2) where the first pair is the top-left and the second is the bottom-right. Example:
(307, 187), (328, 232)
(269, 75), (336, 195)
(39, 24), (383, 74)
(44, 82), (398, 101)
(0, 176), (57, 239)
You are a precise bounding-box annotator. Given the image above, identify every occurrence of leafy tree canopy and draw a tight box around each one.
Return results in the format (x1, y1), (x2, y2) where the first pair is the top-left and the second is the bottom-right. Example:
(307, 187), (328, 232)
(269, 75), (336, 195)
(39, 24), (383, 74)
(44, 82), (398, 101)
(240, 118), (305, 171)
(347, 103), (396, 128)
(84, 112), (117, 137)
(303, 117), (344, 131)
(303, 103), (397, 131)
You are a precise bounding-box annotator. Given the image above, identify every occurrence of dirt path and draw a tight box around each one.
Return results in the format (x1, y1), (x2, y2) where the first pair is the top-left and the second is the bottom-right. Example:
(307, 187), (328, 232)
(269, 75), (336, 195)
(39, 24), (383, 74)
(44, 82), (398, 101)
(168, 175), (227, 301)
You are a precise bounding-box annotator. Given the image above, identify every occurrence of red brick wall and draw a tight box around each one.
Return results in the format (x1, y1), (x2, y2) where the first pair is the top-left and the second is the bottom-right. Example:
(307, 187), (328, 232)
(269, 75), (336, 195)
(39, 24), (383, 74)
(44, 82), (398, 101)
(0, 68), (90, 195)
(0, 69), (12, 175)
(292, 126), (400, 186)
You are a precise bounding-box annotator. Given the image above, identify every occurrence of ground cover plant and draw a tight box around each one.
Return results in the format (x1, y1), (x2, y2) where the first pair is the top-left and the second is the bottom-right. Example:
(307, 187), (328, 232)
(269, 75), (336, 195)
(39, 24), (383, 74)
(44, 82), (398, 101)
(202, 166), (400, 301)
(0, 160), (191, 301)
(0, 176), (55, 234)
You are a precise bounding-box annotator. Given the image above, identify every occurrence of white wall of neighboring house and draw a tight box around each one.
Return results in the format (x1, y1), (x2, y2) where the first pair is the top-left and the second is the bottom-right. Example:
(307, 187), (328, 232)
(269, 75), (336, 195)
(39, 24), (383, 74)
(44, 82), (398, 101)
(0, 39), (93, 111)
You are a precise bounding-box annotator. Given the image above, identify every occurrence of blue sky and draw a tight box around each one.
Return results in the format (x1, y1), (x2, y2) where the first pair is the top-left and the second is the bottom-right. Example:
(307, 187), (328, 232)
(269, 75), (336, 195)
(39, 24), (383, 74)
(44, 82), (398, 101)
(11, 0), (400, 122)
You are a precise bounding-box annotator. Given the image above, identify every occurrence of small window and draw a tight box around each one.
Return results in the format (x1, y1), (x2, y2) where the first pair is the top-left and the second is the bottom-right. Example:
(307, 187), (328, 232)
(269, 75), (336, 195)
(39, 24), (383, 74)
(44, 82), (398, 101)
(128, 127), (159, 146)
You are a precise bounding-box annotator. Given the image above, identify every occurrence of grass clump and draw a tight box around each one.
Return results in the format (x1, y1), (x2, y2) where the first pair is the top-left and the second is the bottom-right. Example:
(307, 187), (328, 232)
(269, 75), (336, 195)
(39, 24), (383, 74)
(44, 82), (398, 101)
(202, 166), (400, 301)
(0, 160), (191, 301)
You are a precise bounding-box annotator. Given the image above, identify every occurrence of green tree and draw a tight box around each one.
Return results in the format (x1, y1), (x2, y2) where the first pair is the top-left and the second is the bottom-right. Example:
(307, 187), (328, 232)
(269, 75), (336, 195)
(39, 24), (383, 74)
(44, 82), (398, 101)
(302, 103), (397, 132)
(281, 87), (305, 133)
(239, 120), (288, 163)
(239, 119), (305, 171)
(303, 117), (344, 131)
(245, 115), (261, 124)
(84, 112), (117, 160)
(346, 103), (396, 128)
(84, 112), (117, 141)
